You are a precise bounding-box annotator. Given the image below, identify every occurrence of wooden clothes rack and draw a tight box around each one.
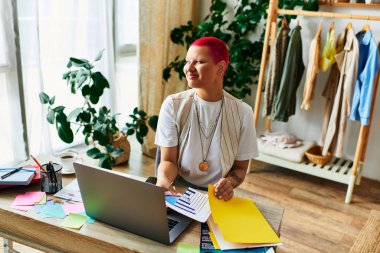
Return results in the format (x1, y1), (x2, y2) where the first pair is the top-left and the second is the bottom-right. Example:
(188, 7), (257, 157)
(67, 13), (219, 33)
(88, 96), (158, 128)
(252, 0), (380, 203)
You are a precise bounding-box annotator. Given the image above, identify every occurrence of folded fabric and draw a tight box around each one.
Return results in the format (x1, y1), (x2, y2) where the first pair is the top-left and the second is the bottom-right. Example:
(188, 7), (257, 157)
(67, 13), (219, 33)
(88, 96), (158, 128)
(259, 132), (302, 149)
(258, 139), (315, 163)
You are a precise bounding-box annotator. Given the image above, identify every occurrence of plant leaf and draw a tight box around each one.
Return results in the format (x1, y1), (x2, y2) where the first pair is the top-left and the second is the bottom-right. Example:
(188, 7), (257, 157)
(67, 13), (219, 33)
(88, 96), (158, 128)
(47, 110), (55, 124)
(136, 134), (144, 145)
(62, 71), (71, 79)
(85, 135), (90, 145)
(99, 156), (112, 170)
(92, 71), (110, 89)
(55, 111), (70, 127)
(89, 86), (101, 104)
(49, 96), (55, 105)
(148, 115), (158, 132)
(39, 92), (50, 104)
(138, 124), (149, 137)
(93, 130), (109, 146)
(81, 85), (91, 97)
(79, 111), (91, 123)
(163, 67), (171, 81)
(57, 124), (74, 143)
(137, 110), (147, 118)
(69, 57), (89, 67)
(94, 49), (105, 61)
(68, 108), (82, 121)
(125, 128), (135, 136)
(53, 106), (65, 113)
(129, 114), (137, 121)
(87, 147), (101, 157)
(106, 144), (114, 153)
(76, 74), (88, 89)
(111, 149), (124, 157)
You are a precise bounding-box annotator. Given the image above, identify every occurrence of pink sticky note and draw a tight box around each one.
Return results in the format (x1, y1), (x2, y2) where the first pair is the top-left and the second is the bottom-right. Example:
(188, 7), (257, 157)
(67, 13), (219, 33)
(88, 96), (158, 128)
(62, 203), (85, 215)
(12, 192), (46, 206)
(11, 204), (33, 211)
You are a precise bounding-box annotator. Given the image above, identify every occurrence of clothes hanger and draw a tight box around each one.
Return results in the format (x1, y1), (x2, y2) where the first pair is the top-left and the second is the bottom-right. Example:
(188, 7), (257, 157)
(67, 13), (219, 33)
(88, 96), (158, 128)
(361, 16), (371, 32)
(316, 13), (322, 35)
(281, 17), (287, 28)
(329, 20), (334, 32)
(296, 11), (300, 27)
(318, 13), (323, 32)
(346, 14), (353, 30)
(317, 20), (323, 34)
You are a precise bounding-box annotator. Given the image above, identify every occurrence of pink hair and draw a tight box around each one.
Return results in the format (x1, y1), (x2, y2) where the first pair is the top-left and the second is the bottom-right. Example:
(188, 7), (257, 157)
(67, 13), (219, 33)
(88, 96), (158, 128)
(191, 37), (229, 64)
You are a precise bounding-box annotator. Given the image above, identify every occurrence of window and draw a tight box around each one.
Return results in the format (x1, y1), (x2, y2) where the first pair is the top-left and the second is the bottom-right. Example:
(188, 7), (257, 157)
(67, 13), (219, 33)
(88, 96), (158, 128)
(0, 0), (139, 166)
(114, 0), (139, 125)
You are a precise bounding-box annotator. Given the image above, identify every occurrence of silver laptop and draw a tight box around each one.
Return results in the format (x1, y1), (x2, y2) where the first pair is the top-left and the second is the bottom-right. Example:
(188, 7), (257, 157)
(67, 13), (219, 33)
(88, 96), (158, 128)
(73, 162), (192, 244)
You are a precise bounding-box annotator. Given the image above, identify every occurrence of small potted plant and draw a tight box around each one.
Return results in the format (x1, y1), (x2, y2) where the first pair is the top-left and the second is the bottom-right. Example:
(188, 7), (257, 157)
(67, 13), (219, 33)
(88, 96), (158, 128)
(39, 50), (157, 169)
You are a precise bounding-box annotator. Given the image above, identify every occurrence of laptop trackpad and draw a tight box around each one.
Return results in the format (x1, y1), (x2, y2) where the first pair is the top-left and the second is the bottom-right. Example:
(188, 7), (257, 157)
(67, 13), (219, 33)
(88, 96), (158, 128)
(167, 209), (192, 243)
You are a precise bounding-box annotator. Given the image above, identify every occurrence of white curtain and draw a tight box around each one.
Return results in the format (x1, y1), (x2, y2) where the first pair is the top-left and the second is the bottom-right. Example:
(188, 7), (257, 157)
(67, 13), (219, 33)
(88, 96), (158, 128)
(0, 0), (27, 165)
(18, 0), (115, 157)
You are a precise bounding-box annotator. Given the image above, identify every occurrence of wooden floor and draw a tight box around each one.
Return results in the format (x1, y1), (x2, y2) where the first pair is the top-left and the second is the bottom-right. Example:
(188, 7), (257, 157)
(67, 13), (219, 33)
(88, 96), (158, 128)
(245, 160), (380, 253)
(2, 142), (380, 252)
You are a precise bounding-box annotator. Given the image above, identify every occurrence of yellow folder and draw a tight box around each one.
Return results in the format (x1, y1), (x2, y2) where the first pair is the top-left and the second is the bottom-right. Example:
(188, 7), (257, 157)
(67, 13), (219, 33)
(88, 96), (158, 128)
(208, 185), (281, 244)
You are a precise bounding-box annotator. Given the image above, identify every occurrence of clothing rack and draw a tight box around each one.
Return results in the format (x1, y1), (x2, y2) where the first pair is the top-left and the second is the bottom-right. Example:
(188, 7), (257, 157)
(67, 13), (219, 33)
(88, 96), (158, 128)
(252, 0), (380, 203)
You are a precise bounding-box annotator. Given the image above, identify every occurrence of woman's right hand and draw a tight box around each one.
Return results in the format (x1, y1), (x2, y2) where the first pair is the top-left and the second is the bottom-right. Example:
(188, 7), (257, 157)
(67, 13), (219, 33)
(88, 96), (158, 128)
(156, 176), (178, 195)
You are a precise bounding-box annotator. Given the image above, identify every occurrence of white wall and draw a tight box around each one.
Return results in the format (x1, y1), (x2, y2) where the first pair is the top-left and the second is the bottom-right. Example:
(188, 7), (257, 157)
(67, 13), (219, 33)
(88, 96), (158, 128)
(198, 2), (380, 181)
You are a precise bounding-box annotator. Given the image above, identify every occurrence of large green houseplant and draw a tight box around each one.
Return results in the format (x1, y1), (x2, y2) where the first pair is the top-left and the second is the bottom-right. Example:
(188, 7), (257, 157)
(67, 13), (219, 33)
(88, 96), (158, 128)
(39, 50), (157, 169)
(163, 0), (318, 99)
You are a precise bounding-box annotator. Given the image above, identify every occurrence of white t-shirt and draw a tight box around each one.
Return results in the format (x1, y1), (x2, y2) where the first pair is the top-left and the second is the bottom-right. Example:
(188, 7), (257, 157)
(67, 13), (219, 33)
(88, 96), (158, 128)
(155, 93), (258, 187)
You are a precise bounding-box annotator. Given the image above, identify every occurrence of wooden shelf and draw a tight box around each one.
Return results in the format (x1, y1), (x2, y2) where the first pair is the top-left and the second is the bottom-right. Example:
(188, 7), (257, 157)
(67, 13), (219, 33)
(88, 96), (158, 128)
(319, 2), (380, 7)
(254, 153), (362, 185)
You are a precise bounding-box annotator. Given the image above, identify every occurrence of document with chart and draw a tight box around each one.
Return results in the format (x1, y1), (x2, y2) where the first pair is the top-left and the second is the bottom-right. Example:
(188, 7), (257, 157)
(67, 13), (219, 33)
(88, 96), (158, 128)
(165, 187), (210, 223)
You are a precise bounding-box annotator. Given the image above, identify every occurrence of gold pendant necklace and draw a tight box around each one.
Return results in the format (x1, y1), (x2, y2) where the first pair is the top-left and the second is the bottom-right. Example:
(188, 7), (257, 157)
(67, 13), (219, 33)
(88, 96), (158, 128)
(194, 95), (224, 172)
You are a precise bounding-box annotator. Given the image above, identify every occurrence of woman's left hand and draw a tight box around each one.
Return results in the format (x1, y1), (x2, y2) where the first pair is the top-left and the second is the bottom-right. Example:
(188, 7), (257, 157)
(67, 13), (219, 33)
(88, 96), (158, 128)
(214, 178), (234, 201)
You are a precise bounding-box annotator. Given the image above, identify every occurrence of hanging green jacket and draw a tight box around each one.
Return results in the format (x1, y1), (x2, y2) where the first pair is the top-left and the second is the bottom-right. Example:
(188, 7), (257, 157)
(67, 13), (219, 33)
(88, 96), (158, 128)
(272, 25), (305, 122)
(262, 24), (290, 117)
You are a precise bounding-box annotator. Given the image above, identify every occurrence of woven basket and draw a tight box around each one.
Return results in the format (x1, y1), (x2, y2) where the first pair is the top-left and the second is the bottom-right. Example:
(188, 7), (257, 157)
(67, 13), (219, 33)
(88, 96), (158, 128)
(305, 145), (332, 165)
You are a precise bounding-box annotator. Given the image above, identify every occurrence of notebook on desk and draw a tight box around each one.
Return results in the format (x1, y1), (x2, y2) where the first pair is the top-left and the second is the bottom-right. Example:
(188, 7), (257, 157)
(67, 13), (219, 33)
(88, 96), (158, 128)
(73, 162), (192, 244)
(0, 168), (36, 185)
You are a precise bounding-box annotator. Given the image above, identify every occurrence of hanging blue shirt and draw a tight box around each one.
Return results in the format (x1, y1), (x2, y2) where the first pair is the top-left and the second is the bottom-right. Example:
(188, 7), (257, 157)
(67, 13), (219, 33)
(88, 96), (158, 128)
(349, 30), (380, 125)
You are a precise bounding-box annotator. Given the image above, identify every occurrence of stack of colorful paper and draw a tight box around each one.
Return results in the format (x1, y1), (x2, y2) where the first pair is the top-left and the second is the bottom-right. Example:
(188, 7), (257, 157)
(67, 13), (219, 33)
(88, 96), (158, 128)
(11, 191), (46, 211)
(207, 185), (281, 251)
(10, 191), (94, 230)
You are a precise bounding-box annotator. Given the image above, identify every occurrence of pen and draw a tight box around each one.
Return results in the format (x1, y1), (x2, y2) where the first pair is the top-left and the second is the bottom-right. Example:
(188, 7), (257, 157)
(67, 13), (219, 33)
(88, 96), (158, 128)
(1, 167), (22, 180)
(0, 168), (35, 172)
(31, 155), (47, 172)
(49, 161), (58, 184)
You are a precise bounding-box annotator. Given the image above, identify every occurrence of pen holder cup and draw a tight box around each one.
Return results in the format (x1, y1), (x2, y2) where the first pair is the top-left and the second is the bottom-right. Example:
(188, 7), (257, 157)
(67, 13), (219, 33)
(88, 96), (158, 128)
(40, 163), (63, 194)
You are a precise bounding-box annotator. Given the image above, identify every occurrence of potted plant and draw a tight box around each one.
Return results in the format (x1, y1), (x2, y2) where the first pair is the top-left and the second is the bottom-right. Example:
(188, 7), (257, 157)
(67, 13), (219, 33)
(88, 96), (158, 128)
(39, 50), (157, 169)
(163, 0), (318, 99)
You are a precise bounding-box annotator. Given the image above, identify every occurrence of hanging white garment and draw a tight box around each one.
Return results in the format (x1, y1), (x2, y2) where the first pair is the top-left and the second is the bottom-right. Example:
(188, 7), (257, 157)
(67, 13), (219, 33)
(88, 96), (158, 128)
(322, 27), (359, 157)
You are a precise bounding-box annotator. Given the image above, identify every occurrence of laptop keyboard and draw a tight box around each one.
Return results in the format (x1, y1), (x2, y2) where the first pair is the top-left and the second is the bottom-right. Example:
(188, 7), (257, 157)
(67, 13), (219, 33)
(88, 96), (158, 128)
(168, 218), (179, 231)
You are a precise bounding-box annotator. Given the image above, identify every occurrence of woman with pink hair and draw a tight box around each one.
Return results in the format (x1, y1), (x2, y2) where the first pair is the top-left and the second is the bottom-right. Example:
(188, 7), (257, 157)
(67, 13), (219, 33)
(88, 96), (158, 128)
(155, 37), (258, 201)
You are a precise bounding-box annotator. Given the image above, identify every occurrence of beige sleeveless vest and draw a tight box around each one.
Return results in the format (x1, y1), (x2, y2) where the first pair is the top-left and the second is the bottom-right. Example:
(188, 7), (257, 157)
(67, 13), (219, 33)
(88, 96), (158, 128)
(171, 89), (244, 177)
